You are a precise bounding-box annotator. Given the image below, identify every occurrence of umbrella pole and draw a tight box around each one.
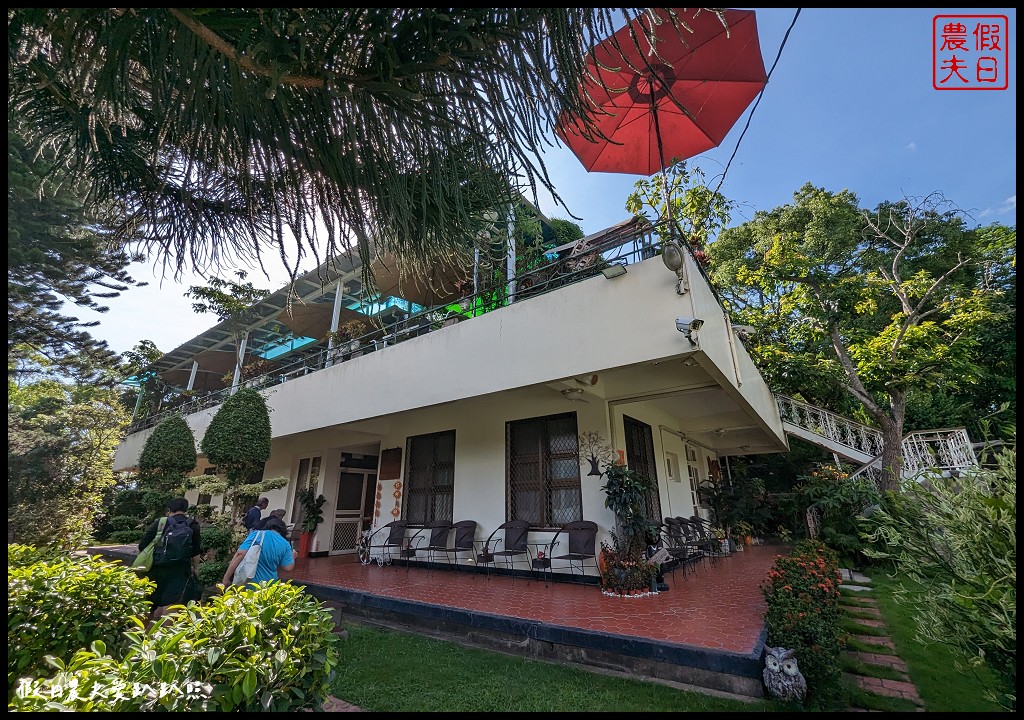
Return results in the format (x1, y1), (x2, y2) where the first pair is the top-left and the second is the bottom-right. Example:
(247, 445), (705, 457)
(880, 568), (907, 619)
(650, 91), (688, 295)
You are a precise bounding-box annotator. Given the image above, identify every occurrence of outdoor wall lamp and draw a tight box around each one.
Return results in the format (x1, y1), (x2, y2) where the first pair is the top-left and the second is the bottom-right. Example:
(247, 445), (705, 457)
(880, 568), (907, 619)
(601, 263), (628, 279)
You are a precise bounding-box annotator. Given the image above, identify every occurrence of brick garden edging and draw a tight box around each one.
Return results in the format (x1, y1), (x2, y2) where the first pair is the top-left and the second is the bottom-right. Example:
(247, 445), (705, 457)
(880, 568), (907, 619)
(839, 572), (925, 711)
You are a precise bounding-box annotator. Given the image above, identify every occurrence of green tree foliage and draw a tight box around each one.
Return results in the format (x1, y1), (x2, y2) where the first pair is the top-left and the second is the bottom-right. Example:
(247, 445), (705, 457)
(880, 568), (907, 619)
(862, 444), (1016, 709)
(137, 416), (198, 492)
(115, 340), (165, 417)
(200, 388), (272, 503)
(7, 128), (144, 382)
(546, 218), (585, 247)
(708, 185), (1013, 489)
(8, 375), (129, 549)
(626, 160), (733, 253)
(8, 8), (724, 284)
(185, 271), (270, 385)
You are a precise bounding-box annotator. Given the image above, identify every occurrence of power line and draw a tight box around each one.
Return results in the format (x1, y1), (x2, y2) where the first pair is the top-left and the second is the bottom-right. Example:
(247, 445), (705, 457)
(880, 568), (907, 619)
(714, 8), (802, 197)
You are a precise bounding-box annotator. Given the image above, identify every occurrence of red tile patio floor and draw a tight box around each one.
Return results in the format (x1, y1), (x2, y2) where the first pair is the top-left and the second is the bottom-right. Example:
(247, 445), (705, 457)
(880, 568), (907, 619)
(282, 544), (783, 655)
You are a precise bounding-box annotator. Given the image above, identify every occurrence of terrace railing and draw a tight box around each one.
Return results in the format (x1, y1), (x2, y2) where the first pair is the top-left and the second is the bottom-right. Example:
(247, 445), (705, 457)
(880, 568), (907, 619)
(127, 229), (659, 433)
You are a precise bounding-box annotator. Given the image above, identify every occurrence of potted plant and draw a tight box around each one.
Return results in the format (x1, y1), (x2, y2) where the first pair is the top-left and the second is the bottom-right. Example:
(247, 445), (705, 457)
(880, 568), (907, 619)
(326, 320), (368, 357)
(599, 463), (660, 595)
(731, 520), (754, 551)
(296, 487), (327, 558)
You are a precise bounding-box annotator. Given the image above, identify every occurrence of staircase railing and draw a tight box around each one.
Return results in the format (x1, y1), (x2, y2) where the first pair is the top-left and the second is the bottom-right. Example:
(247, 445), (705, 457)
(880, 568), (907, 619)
(775, 394), (885, 459)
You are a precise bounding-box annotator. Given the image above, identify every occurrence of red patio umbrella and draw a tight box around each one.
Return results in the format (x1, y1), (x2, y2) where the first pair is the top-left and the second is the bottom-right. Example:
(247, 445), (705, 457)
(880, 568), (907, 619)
(556, 8), (768, 176)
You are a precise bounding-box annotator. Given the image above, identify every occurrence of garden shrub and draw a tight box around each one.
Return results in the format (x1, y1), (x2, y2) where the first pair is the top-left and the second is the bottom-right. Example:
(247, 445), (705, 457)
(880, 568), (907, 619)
(11, 581), (341, 711)
(7, 552), (153, 697)
(760, 539), (845, 709)
(796, 465), (880, 566)
(862, 443), (1016, 709)
(6, 544), (63, 569)
(137, 415), (198, 492)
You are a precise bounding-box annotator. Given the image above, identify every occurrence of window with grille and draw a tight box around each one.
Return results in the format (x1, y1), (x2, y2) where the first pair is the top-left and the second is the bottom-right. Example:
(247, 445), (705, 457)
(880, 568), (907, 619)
(403, 430), (455, 525)
(623, 415), (663, 524)
(506, 412), (581, 527)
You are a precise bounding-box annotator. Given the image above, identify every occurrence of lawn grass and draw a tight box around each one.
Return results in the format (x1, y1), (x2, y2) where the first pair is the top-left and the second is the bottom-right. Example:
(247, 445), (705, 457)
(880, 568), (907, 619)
(330, 622), (785, 712)
(839, 618), (887, 636)
(868, 568), (1009, 713)
(844, 635), (897, 655)
(839, 655), (907, 682)
(842, 608), (880, 621)
(844, 682), (920, 712)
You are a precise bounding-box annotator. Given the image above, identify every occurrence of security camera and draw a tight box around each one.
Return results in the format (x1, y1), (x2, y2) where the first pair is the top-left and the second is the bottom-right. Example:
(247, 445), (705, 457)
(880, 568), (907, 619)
(675, 317), (704, 333)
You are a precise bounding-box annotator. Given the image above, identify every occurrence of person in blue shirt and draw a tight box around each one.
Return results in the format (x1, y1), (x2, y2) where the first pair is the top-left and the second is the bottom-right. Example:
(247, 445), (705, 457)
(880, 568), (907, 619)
(222, 515), (296, 587)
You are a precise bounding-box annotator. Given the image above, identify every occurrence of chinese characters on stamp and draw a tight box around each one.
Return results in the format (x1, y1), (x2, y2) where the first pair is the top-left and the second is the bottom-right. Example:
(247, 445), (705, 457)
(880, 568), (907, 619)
(934, 15), (1009, 90)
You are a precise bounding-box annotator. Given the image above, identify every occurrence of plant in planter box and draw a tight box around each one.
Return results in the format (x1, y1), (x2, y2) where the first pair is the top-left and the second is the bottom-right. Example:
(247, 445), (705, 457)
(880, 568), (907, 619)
(599, 463), (660, 594)
(326, 320), (368, 354)
(296, 487), (326, 556)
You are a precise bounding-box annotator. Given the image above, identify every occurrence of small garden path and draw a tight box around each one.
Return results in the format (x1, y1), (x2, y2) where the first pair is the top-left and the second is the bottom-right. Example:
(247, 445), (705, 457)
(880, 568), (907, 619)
(838, 570), (924, 712)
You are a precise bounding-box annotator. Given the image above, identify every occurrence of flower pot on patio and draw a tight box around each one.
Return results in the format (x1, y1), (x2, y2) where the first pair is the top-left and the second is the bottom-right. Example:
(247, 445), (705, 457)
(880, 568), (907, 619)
(298, 531), (312, 558)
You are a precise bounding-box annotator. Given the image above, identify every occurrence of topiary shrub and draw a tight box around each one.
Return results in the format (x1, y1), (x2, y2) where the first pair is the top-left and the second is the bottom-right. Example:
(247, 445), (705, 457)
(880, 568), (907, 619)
(11, 581), (341, 711)
(138, 415), (198, 492)
(200, 388), (272, 514)
(760, 539), (845, 709)
(7, 552), (153, 697)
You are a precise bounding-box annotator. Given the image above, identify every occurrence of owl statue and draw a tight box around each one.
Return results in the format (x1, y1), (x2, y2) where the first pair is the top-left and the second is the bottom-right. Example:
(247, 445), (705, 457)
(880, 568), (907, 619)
(762, 645), (807, 702)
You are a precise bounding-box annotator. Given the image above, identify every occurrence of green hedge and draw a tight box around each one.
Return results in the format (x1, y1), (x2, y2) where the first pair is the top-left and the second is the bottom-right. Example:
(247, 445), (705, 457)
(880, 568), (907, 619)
(11, 582), (341, 711)
(8, 551), (153, 696)
(760, 539), (845, 709)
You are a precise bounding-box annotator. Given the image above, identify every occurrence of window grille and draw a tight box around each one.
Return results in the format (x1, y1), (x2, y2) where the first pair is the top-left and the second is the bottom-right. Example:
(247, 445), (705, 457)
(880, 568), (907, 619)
(403, 430), (455, 524)
(506, 412), (581, 527)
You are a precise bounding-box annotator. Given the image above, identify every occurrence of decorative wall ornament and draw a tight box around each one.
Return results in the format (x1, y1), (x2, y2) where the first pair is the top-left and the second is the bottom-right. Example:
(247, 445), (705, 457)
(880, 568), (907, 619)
(578, 431), (616, 477)
(391, 480), (403, 519)
(762, 646), (807, 703)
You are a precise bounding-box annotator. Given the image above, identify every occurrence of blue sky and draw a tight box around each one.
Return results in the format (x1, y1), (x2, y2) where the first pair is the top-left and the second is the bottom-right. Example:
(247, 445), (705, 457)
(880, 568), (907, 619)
(80, 7), (1017, 357)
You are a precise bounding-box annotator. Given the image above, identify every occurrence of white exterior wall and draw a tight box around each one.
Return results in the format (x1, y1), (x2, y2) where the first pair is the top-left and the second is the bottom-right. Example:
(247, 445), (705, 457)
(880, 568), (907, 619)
(114, 253), (785, 472)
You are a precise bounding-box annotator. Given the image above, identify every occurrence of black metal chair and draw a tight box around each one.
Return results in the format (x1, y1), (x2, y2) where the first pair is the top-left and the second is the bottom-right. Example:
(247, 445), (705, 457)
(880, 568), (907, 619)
(363, 520), (408, 566)
(676, 518), (710, 573)
(687, 515), (725, 565)
(411, 520), (453, 571)
(660, 517), (701, 580)
(547, 520), (599, 583)
(449, 520), (477, 569)
(481, 520), (531, 581)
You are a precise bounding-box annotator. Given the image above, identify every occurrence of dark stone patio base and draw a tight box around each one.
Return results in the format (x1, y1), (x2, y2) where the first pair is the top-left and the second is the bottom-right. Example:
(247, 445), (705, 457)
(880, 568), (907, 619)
(305, 583), (766, 700)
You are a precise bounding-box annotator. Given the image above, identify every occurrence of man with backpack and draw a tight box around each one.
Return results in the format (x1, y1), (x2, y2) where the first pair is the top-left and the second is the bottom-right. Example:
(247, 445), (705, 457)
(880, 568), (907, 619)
(137, 497), (202, 621)
(243, 497), (270, 531)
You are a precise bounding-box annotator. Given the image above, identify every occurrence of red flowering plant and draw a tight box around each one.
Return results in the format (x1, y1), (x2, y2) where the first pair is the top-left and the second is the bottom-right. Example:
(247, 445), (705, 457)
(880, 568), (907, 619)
(760, 539), (845, 708)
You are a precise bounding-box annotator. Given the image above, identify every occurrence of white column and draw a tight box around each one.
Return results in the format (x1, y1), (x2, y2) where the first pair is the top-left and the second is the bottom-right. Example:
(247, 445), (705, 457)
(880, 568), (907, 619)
(230, 332), (248, 395)
(506, 208), (517, 304)
(326, 279), (345, 368)
(186, 360), (199, 390)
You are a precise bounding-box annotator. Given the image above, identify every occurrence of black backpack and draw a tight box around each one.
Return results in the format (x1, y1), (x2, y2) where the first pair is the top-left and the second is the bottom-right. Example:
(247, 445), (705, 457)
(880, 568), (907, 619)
(152, 515), (194, 566)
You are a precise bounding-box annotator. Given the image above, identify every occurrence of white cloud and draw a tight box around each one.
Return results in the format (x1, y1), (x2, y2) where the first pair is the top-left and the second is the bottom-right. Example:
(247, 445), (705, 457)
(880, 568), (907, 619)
(977, 195), (1015, 220)
(905, 142), (916, 151)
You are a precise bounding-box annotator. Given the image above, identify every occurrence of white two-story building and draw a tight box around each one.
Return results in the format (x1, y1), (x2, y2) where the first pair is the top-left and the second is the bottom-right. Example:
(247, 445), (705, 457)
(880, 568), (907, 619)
(113, 217), (788, 573)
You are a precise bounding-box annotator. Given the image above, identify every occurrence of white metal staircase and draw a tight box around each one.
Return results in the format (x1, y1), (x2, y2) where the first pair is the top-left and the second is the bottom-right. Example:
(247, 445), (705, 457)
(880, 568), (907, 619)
(774, 394), (979, 486)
